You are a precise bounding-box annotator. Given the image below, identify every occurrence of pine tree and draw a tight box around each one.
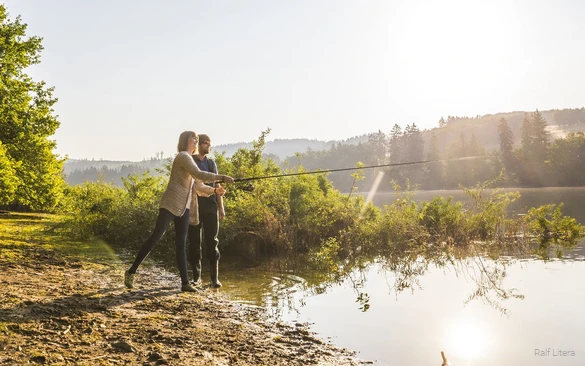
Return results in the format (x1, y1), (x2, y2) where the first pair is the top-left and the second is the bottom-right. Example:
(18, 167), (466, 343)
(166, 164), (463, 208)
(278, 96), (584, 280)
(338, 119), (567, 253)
(389, 124), (403, 163)
(469, 131), (484, 157)
(497, 117), (516, 183)
(406, 124), (424, 162)
(367, 130), (389, 165)
(427, 131), (440, 161)
(519, 111), (550, 186)
(531, 110), (550, 163)
(520, 113), (532, 160)
(498, 118), (514, 159)
(459, 132), (467, 157)
(425, 131), (443, 188)
(468, 131), (491, 183)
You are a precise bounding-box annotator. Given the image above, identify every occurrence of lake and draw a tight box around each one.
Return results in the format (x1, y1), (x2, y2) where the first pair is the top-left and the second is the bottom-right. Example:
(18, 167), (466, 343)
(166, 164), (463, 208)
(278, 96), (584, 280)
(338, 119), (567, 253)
(217, 187), (585, 365)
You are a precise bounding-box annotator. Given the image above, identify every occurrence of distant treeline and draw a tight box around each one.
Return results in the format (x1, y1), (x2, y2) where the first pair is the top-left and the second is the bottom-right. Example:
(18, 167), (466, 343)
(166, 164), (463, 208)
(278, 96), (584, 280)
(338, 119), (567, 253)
(65, 164), (164, 186)
(63, 108), (585, 191)
(285, 108), (585, 192)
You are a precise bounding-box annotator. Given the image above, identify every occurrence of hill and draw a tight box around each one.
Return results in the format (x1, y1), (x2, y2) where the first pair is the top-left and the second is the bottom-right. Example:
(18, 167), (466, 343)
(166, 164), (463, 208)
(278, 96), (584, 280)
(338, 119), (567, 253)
(62, 137), (369, 185)
(424, 108), (585, 153)
(211, 137), (368, 159)
(63, 107), (585, 186)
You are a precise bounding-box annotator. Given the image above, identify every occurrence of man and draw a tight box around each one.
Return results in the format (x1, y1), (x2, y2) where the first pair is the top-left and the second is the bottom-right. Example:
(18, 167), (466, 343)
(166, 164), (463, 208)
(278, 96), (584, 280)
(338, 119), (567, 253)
(188, 134), (225, 288)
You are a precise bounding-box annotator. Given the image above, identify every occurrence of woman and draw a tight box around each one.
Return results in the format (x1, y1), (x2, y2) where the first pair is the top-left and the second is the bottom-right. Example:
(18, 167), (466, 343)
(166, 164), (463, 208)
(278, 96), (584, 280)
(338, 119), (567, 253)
(124, 131), (234, 292)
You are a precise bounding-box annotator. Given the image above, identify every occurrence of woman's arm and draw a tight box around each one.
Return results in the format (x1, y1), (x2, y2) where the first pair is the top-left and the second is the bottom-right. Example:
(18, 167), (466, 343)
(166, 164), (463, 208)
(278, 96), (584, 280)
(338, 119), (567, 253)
(177, 152), (219, 182)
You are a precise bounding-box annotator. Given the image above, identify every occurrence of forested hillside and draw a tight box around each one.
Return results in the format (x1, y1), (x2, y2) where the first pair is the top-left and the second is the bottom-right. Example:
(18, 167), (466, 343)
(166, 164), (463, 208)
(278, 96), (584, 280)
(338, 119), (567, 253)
(63, 136), (368, 186)
(284, 108), (585, 192)
(63, 108), (585, 190)
(207, 136), (369, 159)
(426, 108), (585, 154)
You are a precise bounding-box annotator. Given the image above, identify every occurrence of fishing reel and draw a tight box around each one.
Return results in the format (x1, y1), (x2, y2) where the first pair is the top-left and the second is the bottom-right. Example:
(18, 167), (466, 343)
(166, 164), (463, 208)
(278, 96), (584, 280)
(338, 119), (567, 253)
(238, 183), (255, 192)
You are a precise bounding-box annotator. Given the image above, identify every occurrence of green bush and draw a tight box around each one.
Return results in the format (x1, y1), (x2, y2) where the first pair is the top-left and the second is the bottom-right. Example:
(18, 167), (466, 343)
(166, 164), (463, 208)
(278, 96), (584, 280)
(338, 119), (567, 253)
(420, 196), (467, 243)
(57, 130), (585, 268)
(59, 172), (167, 249)
(524, 203), (584, 259)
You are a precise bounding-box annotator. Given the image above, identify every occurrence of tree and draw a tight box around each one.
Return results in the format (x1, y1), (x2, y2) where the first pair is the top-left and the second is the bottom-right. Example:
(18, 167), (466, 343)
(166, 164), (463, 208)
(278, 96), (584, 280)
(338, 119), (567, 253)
(366, 130), (388, 165)
(497, 117), (516, 184)
(497, 118), (514, 159)
(0, 142), (19, 204)
(548, 132), (585, 186)
(468, 131), (491, 184)
(438, 117), (446, 128)
(531, 110), (550, 163)
(425, 131), (443, 189)
(0, 5), (65, 210)
(400, 124), (425, 186)
(427, 131), (440, 161)
(518, 111), (550, 186)
(387, 124), (405, 186)
(444, 132), (468, 188)
(389, 124), (403, 163)
(404, 123), (424, 162)
(520, 113), (532, 160)
(469, 131), (486, 157)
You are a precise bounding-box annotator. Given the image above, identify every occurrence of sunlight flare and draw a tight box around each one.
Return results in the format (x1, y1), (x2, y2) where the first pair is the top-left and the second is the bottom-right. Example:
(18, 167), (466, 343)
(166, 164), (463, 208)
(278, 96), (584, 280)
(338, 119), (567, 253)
(446, 319), (488, 360)
(359, 171), (385, 219)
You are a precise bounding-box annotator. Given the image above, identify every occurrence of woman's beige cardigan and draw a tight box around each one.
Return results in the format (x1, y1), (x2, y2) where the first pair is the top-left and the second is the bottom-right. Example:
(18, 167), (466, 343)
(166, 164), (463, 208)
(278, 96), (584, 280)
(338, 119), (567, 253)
(159, 151), (222, 225)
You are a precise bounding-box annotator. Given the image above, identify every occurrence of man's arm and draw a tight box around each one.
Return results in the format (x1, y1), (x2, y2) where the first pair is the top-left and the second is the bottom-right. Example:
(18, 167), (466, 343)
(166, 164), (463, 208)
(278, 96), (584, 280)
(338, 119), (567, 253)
(216, 181), (225, 220)
(212, 159), (226, 220)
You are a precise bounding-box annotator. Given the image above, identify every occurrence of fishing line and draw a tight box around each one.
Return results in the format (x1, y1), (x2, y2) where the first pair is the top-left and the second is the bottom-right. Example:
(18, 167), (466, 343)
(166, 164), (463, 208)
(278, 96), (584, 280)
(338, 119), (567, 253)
(231, 155), (484, 183)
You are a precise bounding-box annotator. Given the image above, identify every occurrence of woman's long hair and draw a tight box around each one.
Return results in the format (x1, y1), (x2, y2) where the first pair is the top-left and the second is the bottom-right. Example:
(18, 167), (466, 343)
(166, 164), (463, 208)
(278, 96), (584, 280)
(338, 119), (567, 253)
(177, 131), (197, 152)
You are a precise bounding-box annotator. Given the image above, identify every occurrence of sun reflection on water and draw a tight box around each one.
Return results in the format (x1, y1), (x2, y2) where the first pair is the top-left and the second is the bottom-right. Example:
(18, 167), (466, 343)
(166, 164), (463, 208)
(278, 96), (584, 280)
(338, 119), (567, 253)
(446, 318), (489, 362)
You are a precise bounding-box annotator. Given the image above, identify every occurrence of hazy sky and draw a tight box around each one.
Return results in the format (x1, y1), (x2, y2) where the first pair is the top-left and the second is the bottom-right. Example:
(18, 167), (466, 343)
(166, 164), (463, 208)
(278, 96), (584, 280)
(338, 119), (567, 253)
(4, 0), (585, 161)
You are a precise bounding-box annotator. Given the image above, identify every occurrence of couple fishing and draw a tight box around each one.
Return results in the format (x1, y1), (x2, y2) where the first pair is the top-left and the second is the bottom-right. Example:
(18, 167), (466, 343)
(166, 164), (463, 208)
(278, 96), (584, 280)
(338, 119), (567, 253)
(124, 131), (231, 292)
(123, 130), (472, 292)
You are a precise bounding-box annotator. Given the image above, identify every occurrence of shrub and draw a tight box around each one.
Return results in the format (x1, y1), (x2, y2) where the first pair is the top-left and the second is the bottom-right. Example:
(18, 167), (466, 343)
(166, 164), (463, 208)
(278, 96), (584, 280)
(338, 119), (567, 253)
(59, 172), (167, 249)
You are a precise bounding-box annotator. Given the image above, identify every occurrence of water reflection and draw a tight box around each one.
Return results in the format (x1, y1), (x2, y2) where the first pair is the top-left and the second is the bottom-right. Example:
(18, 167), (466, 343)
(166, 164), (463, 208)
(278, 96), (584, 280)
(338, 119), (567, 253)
(130, 187), (585, 364)
(210, 187), (585, 365)
(220, 237), (577, 318)
(218, 259), (310, 318)
(191, 187), (585, 317)
(216, 245), (585, 364)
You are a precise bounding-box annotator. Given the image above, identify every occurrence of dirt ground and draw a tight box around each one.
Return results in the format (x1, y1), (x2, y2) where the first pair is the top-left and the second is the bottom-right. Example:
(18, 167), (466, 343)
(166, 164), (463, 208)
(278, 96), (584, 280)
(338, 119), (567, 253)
(0, 236), (370, 365)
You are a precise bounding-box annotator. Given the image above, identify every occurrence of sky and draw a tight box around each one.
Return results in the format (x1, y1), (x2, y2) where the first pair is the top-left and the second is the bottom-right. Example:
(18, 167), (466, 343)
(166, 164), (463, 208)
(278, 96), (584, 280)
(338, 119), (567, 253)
(3, 0), (585, 161)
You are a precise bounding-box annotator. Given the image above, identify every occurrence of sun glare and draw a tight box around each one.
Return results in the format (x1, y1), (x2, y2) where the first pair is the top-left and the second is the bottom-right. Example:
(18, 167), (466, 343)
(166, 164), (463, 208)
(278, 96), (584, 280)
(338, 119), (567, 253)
(359, 171), (384, 220)
(391, 0), (521, 112)
(446, 319), (488, 360)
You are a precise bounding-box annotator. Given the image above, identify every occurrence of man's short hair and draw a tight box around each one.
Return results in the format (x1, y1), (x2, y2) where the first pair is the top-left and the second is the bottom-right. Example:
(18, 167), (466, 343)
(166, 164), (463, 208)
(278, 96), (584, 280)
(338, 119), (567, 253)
(198, 134), (211, 144)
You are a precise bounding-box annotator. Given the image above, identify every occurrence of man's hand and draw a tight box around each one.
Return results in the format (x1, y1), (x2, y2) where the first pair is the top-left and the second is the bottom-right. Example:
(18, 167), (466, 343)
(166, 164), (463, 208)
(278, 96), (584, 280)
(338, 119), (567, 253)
(219, 210), (225, 221)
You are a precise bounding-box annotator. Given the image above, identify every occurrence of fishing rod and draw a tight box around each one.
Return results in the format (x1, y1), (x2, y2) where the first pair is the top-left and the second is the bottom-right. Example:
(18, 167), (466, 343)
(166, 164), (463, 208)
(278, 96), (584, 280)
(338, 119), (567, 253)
(232, 155), (484, 183)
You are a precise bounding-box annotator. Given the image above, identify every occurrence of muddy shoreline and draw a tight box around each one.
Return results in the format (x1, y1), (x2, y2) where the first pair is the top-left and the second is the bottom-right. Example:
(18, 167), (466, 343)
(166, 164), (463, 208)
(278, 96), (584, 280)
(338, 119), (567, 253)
(0, 243), (369, 365)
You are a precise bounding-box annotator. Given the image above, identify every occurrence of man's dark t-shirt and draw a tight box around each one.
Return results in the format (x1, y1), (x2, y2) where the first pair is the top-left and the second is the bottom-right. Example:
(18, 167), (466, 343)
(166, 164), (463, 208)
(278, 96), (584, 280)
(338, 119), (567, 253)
(193, 156), (218, 214)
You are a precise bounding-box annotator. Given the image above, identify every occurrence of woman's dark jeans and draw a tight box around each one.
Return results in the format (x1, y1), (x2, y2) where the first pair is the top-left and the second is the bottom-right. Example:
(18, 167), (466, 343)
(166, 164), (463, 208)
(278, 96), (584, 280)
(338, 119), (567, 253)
(129, 208), (191, 285)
